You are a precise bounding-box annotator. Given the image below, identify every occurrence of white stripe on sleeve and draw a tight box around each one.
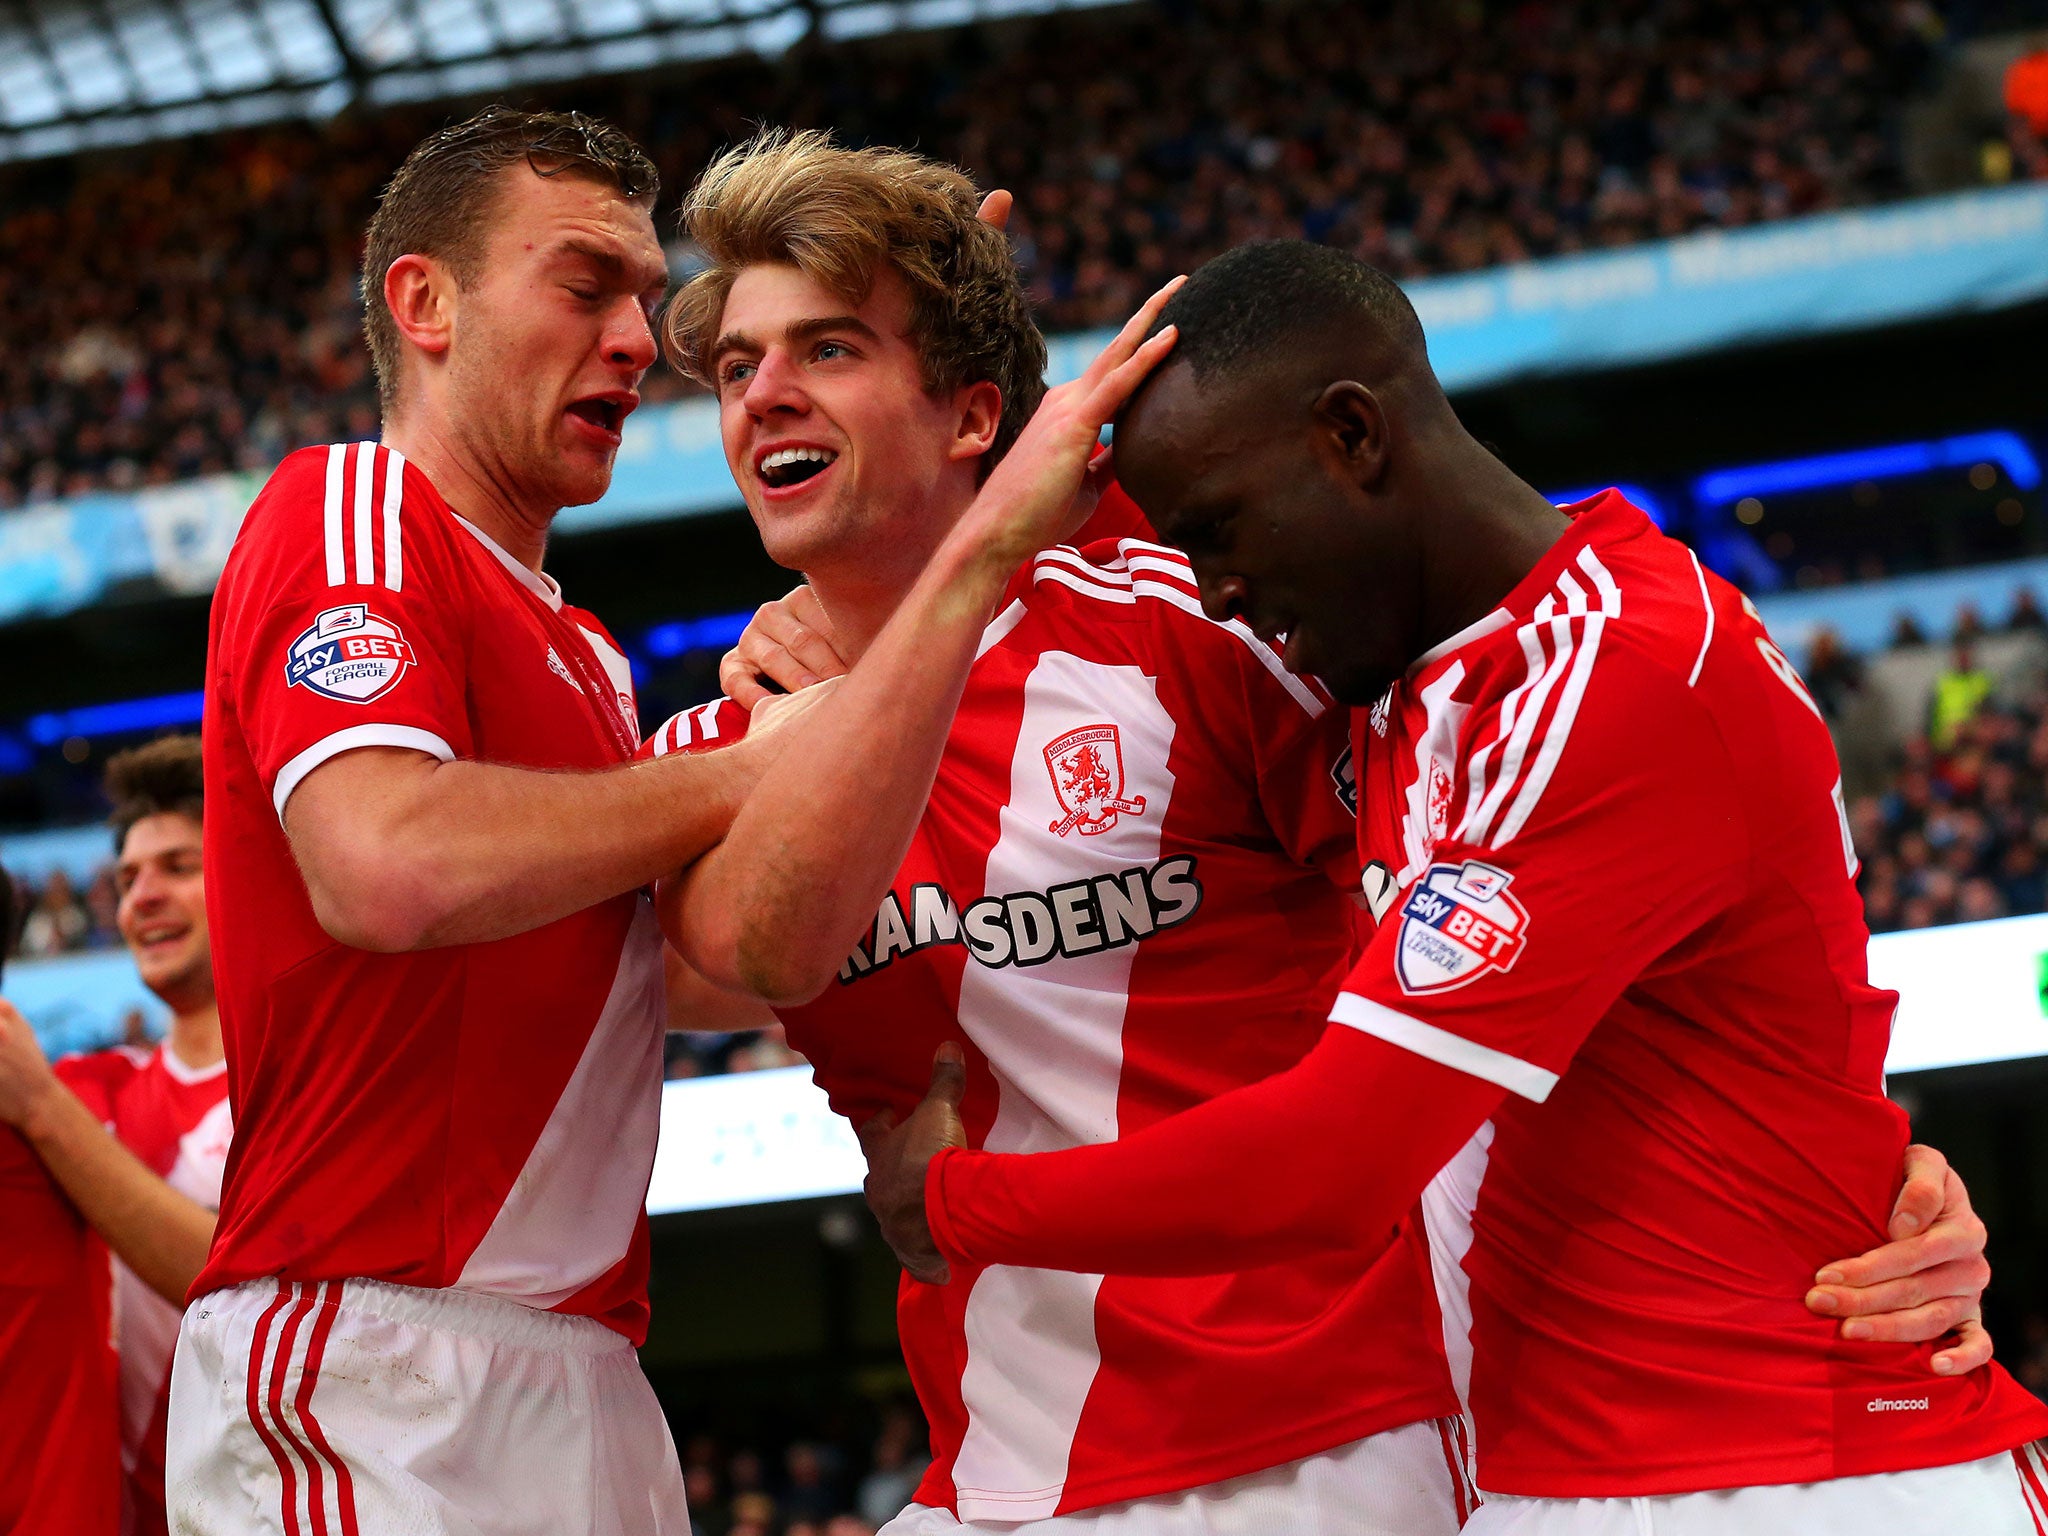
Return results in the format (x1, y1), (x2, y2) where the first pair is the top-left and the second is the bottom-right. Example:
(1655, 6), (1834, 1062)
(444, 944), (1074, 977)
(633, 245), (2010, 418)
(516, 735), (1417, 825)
(322, 443), (347, 586)
(1330, 991), (1560, 1103)
(351, 442), (376, 586)
(382, 447), (406, 593)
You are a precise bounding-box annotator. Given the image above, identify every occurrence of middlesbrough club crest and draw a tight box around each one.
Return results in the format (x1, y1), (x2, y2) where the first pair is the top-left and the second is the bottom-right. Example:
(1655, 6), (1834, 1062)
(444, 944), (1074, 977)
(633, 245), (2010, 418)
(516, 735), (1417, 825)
(1394, 859), (1529, 995)
(284, 603), (416, 704)
(1045, 723), (1147, 837)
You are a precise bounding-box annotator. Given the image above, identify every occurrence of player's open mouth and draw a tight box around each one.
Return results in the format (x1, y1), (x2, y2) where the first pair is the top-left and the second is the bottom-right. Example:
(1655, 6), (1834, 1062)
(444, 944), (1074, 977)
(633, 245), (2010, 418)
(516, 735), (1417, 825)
(566, 393), (635, 444)
(134, 923), (189, 951)
(755, 445), (840, 492)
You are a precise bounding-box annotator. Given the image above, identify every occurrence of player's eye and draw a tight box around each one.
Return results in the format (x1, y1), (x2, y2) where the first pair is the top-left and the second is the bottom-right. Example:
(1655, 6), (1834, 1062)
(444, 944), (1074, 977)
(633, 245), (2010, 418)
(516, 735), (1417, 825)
(812, 340), (851, 363)
(720, 360), (757, 387)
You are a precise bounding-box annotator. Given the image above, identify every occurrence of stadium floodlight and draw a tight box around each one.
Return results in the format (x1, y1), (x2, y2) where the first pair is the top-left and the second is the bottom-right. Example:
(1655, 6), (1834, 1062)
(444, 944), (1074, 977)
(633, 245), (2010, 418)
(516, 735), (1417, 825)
(1692, 430), (2043, 508)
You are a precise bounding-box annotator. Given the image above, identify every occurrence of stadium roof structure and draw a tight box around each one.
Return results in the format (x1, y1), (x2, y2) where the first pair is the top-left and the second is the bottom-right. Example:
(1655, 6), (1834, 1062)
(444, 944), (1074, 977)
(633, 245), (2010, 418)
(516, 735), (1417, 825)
(0, 0), (1125, 164)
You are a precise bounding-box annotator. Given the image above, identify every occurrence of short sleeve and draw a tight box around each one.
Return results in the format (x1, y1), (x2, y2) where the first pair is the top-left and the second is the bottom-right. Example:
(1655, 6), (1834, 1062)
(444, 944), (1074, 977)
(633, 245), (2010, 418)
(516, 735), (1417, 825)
(223, 444), (472, 821)
(1332, 639), (1747, 1102)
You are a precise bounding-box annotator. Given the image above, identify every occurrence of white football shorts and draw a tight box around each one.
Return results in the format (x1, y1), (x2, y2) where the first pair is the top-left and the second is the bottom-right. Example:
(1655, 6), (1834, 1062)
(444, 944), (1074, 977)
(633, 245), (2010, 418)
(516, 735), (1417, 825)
(1466, 1442), (2048, 1535)
(166, 1276), (688, 1536)
(882, 1415), (1478, 1535)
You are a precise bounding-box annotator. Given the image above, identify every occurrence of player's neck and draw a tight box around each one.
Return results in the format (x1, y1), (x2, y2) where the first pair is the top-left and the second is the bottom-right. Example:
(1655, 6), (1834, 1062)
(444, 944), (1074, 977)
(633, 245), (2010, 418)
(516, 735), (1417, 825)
(381, 415), (554, 574)
(165, 1001), (224, 1072)
(1415, 437), (1573, 658)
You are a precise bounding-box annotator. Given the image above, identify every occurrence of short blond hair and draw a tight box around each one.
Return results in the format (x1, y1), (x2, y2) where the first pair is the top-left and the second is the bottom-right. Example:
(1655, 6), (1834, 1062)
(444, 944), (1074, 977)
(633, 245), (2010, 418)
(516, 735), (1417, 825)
(664, 129), (1046, 466)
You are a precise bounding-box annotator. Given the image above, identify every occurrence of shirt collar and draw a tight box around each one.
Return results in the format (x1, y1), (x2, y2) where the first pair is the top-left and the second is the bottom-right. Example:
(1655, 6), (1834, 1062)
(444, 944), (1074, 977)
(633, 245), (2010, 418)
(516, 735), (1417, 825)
(452, 515), (564, 612)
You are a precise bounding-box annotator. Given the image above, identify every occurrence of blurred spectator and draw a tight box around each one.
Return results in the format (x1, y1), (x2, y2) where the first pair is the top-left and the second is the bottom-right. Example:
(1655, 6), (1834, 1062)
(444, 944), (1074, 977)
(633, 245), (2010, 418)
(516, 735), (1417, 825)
(2017, 1312), (2048, 1398)
(781, 1441), (841, 1526)
(729, 1023), (806, 1074)
(0, 0), (1955, 505)
(856, 1406), (931, 1528)
(1930, 639), (1993, 748)
(1803, 626), (1866, 718)
(19, 870), (88, 957)
(2008, 588), (2048, 632)
(1890, 612), (1931, 648)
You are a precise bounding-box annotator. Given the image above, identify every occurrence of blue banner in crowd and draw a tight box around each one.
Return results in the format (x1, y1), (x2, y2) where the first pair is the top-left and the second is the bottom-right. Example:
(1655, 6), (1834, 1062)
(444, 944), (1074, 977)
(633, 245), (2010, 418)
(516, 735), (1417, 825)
(4, 184), (2046, 628)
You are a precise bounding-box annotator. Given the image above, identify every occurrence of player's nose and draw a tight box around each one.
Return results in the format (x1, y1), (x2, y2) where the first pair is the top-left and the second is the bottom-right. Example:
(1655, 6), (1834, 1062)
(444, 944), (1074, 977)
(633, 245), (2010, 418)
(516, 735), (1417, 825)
(741, 348), (810, 419)
(603, 298), (658, 374)
(1200, 575), (1250, 627)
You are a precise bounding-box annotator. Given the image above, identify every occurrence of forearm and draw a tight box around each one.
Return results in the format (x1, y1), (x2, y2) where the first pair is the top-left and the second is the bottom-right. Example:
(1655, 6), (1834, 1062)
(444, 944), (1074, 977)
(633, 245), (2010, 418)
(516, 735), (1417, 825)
(22, 1084), (215, 1306)
(927, 1026), (1504, 1276)
(293, 741), (765, 951)
(674, 536), (1015, 1003)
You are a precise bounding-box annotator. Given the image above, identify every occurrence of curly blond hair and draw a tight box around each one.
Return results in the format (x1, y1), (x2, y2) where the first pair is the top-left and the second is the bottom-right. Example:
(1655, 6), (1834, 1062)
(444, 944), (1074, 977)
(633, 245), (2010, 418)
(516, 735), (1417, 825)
(664, 129), (1046, 467)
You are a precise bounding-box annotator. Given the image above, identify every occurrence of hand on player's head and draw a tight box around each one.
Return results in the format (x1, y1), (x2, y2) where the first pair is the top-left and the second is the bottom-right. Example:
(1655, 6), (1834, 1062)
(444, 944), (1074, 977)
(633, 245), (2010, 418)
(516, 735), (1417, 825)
(946, 276), (1183, 574)
(719, 586), (852, 710)
(859, 1042), (969, 1286)
(1804, 1142), (1994, 1376)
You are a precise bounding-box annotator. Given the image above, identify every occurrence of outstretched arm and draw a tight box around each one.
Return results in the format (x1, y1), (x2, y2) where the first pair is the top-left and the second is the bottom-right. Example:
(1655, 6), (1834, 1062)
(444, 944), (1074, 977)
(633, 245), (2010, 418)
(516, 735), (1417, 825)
(867, 1025), (1500, 1281)
(0, 1003), (215, 1306)
(664, 284), (1182, 1006)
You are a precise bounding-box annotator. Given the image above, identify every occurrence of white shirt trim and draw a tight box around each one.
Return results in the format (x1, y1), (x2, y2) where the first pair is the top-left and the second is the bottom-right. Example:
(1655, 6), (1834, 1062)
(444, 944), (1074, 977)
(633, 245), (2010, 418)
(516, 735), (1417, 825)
(452, 515), (564, 611)
(158, 1042), (229, 1086)
(272, 724), (457, 822)
(1412, 607), (1514, 675)
(1329, 991), (1560, 1103)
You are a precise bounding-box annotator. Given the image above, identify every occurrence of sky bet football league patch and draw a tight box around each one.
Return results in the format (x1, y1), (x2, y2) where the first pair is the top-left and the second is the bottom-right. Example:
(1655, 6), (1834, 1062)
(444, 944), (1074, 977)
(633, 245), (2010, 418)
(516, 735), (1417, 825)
(1395, 859), (1529, 995)
(285, 603), (416, 704)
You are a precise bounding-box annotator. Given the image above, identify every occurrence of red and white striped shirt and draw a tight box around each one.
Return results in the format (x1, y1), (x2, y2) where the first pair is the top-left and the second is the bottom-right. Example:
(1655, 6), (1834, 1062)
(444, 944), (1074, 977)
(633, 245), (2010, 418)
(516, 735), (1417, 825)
(648, 539), (1460, 1519)
(1342, 491), (2048, 1493)
(200, 443), (663, 1341)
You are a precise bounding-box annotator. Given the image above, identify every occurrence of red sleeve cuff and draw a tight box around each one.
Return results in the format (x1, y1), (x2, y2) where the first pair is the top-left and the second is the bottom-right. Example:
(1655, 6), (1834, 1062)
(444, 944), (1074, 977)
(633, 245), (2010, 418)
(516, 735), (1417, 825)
(925, 1144), (984, 1267)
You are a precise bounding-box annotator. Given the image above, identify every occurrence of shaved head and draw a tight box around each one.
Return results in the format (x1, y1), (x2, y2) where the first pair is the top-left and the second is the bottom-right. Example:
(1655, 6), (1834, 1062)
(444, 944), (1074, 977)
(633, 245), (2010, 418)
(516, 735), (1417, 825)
(1141, 240), (1434, 402)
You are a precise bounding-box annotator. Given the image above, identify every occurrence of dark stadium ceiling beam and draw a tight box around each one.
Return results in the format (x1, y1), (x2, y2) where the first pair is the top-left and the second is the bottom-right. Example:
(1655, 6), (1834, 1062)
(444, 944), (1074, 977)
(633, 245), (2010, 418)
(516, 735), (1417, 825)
(235, 0), (311, 89)
(387, 0), (439, 69)
(305, 0), (371, 91)
(159, 0), (232, 98)
(82, 0), (153, 110)
(9, 0), (84, 120)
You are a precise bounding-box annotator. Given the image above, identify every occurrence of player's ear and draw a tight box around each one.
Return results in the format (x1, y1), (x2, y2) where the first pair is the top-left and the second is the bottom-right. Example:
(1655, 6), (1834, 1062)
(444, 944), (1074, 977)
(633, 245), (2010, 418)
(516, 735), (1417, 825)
(1312, 382), (1390, 490)
(948, 380), (1004, 464)
(384, 253), (456, 361)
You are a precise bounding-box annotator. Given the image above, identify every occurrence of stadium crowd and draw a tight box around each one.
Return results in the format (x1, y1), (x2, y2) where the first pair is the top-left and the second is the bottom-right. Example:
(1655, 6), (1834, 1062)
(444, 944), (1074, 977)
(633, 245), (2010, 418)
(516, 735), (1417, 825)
(0, 0), (1971, 507)
(676, 1405), (932, 1536)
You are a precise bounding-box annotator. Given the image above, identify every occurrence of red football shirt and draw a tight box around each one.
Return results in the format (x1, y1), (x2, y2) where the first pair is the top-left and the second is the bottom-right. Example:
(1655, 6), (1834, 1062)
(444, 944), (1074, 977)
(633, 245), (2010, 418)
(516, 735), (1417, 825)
(1339, 492), (2048, 1494)
(199, 442), (664, 1341)
(60, 1045), (231, 1535)
(0, 1129), (119, 1536)
(649, 538), (1457, 1518)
